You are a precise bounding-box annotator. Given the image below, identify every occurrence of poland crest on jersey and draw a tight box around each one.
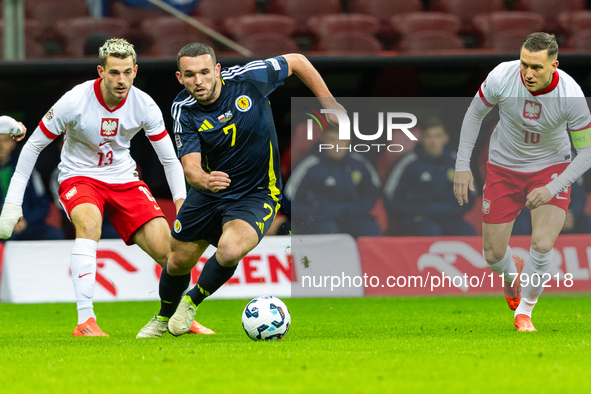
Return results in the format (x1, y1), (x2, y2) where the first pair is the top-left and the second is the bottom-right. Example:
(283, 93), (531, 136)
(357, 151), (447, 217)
(101, 118), (119, 137)
(482, 198), (491, 215)
(523, 100), (541, 120)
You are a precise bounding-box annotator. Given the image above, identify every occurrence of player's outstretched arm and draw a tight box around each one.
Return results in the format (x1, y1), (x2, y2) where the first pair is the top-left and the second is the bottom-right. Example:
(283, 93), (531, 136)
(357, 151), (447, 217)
(453, 170), (475, 206)
(0, 116), (27, 141)
(0, 127), (52, 238)
(282, 54), (345, 124)
(181, 152), (230, 193)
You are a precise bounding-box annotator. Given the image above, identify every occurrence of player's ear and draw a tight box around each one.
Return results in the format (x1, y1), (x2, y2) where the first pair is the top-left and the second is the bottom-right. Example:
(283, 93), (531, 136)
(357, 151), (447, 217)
(97, 65), (104, 78)
(175, 71), (183, 85)
(552, 59), (559, 72)
(216, 63), (221, 76)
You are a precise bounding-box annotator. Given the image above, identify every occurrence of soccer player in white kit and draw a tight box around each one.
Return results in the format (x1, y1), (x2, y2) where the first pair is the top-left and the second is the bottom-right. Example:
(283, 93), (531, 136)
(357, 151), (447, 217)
(0, 39), (213, 337)
(454, 33), (591, 332)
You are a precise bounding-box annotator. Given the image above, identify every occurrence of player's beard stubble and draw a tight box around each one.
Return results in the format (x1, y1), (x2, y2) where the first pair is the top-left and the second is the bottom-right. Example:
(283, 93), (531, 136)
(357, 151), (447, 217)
(193, 78), (218, 104)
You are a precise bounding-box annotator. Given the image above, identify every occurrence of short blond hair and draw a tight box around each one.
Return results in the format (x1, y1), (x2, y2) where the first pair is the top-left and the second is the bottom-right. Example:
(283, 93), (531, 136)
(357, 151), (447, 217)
(99, 38), (137, 67)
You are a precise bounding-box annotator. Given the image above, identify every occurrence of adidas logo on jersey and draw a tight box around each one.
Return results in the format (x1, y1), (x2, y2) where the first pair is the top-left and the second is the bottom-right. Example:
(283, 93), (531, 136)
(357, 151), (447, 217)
(198, 120), (214, 131)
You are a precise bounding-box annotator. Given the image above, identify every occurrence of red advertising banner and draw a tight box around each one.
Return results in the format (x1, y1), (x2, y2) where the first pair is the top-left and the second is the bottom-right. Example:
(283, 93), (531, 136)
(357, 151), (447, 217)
(357, 235), (591, 296)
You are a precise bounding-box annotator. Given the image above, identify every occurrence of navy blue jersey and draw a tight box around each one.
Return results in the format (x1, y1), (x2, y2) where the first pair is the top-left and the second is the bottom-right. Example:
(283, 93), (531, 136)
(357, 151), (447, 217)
(172, 56), (289, 202)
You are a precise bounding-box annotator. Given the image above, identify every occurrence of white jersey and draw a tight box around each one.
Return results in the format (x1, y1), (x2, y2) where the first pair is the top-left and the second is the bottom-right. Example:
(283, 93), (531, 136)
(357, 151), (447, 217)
(478, 60), (591, 172)
(39, 78), (168, 184)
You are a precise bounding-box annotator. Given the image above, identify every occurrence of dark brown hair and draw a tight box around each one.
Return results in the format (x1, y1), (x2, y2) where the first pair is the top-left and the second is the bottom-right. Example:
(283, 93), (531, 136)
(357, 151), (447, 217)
(177, 43), (216, 70)
(522, 32), (558, 59)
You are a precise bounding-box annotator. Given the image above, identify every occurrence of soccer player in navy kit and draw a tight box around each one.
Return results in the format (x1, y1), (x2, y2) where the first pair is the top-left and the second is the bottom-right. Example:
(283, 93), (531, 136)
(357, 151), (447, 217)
(137, 43), (343, 337)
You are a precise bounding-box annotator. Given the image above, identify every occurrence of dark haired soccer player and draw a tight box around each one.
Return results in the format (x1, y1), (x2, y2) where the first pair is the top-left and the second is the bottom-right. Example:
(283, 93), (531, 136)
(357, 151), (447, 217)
(137, 43), (343, 337)
(454, 32), (591, 331)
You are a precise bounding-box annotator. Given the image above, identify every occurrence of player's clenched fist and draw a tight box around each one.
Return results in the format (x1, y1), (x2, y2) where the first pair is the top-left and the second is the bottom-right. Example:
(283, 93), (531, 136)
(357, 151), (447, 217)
(0, 203), (23, 239)
(453, 170), (474, 206)
(207, 171), (231, 192)
(526, 186), (552, 209)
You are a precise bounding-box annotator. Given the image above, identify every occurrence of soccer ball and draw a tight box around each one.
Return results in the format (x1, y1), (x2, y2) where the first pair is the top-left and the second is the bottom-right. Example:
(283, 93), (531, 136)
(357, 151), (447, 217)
(242, 296), (291, 341)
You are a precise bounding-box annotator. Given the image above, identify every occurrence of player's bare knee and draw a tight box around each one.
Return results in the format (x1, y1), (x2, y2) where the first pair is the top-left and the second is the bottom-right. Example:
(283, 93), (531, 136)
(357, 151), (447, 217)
(531, 239), (553, 255)
(166, 255), (193, 275)
(216, 244), (245, 267)
(75, 219), (101, 239)
(483, 246), (505, 265)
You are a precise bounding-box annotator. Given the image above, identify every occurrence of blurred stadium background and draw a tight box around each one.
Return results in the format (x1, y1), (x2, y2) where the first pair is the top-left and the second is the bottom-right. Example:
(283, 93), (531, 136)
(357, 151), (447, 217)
(4, 0), (591, 201)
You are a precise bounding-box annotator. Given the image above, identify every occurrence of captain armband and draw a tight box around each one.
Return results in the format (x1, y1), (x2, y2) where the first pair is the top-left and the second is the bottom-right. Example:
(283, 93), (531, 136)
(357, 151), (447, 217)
(570, 128), (591, 149)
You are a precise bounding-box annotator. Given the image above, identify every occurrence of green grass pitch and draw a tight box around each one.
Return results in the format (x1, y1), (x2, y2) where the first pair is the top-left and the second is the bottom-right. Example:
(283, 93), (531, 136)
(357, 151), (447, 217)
(1, 297), (590, 393)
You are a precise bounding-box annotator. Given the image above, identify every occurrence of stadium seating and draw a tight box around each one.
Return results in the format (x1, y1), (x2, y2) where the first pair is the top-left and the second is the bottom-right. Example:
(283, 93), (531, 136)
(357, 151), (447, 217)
(26, 0), (90, 49)
(274, 0), (342, 26)
(351, 0), (424, 21)
(26, 0), (89, 24)
(489, 29), (540, 53)
(0, 19), (46, 59)
(513, 0), (585, 33)
(351, 0), (424, 47)
(56, 18), (130, 57)
(308, 13), (380, 40)
(110, 0), (168, 28)
(140, 16), (215, 57)
(564, 30), (591, 52)
(0, 19), (43, 42)
(375, 128), (421, 183)
(472, 12), (545, 49)
(25, 0), (87, 15)
(318, 31), (384, 53)
(288, 121), (322, 168)
(391, 12), (461, 37)
(398, 30), (465, 52)
(194, 0), (256, 27)
(0, 40), (47, 59)
(429, 0), (505, 35)
(558, 11), (591, 38)
(237, 32), (300, 57)
(224, 14), (297, 39)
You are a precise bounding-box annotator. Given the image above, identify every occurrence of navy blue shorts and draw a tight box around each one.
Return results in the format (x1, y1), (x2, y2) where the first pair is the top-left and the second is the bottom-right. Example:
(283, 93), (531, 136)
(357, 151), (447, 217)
(172, 188), (281, 247)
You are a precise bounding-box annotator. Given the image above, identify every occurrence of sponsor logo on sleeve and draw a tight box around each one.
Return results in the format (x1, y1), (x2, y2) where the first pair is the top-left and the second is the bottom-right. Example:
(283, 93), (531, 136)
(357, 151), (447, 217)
(101, 118), (119, 137)
(266, 57), (281, 71)
(235, 95), (252, 112)
(66, 187), (78, 200)
(44, 108), (55, 123)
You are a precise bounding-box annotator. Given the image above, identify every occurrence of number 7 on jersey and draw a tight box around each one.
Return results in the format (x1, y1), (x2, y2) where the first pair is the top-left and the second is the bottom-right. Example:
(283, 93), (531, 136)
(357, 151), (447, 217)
(223, 123), (236, 147)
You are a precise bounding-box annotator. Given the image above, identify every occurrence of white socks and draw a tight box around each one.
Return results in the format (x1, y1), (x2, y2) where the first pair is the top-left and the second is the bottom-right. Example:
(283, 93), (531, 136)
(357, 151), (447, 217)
(487, 246), (518, 283)
(515, 247), (553, 318)
(70, 238), (98, 325)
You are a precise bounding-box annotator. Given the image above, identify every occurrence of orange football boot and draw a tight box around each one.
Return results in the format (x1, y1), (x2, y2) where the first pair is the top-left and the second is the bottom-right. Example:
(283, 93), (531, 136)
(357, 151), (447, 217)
(189, 320), (215, 335)
(504, 255), (524, 310)
(72, 318), (109, 337)
(514, 314), (537, 332)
